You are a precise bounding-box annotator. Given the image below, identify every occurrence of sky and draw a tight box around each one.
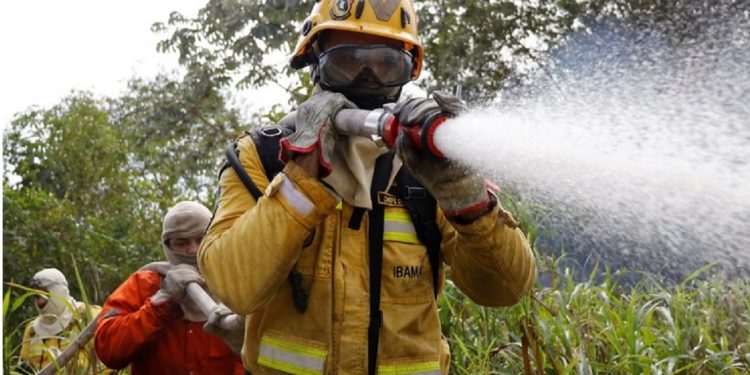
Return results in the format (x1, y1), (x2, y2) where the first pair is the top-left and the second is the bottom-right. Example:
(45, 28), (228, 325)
(0, 0), (288, 130)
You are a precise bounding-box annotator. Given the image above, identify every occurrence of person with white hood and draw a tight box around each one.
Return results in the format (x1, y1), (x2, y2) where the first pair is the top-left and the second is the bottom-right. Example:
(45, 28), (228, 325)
(94, 201), (244, 374)
(18, 268), (103, 373)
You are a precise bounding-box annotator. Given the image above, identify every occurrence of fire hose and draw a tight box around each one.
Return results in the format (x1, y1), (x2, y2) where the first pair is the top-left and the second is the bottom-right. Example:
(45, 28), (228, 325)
(37, 316), (98, 375)
(332, 108), (454, 159)
(185, 282), (244, 331)
(137, 262), (243, 331)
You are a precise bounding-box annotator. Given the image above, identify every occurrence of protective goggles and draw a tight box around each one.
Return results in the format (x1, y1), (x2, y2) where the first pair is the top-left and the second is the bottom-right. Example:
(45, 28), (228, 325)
(318, 45), (414, 88)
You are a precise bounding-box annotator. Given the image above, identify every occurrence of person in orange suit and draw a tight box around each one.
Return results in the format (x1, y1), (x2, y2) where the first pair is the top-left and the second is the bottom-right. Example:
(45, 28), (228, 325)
(95, 201), (244, 375)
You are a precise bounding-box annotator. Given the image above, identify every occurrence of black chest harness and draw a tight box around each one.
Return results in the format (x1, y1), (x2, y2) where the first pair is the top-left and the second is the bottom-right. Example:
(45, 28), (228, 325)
(221, 125), (442, 374)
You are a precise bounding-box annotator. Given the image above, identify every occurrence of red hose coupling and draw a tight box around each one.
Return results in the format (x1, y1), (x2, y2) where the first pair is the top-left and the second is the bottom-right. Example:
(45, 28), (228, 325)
(381, 112), (451, 159)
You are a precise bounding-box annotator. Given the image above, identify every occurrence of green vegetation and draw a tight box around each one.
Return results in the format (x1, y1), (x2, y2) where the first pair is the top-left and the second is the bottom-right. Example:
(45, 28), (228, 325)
(441, 261), (750, 374)
(433, 195), (750, 374)
(3, 286), (37, 374)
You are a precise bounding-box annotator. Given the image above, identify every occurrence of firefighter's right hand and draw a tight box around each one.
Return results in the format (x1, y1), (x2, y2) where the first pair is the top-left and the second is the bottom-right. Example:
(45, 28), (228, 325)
(156, 264), (204, 304)
(280, 90), (356, 178)
(391, 90), (467, 126)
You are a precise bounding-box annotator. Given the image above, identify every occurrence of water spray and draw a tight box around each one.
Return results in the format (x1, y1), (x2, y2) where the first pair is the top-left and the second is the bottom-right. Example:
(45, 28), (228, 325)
(334, 8), (750, 279)
(333, 108), (454, 158)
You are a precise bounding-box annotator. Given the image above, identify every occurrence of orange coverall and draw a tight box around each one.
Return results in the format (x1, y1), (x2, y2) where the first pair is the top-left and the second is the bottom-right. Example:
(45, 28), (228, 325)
(94, 270), (245, 375)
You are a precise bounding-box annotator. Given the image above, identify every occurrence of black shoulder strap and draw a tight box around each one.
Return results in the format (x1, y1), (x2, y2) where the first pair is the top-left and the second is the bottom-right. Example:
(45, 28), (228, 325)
(392, 171), (443, 298)
(223, 125), (292, 200)
(225, 141), (263, 200)
(367, 151), (395, 375)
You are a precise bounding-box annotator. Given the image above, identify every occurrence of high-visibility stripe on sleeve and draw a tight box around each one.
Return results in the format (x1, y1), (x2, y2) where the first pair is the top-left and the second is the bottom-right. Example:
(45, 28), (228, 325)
(384, 209), (419, 244)
(378, 361), (441, 375)
(278, 175), (315, 216)
(257, 335), (327, 375)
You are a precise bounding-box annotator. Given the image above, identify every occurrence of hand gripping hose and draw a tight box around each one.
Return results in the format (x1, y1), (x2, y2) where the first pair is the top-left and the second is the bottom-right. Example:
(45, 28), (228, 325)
(332, 108), (452, 158)
(139, 262), (244, 331)
(185, 283), (244, 332)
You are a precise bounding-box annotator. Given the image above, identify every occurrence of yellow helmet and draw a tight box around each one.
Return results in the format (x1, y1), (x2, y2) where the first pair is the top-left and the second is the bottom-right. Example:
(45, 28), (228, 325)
(290, 0), (423, 80)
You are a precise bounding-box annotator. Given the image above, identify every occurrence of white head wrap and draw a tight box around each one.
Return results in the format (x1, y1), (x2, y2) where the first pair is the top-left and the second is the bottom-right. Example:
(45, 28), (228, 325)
(161, 201), (212, 267)
(161, 201), (212, 321)
(31, 268), (81, 338)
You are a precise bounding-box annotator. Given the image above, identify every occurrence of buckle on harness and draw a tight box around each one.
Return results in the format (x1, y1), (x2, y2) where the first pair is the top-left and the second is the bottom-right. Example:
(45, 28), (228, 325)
(403, 186), (426, 200)
(260, 126), (283, 137)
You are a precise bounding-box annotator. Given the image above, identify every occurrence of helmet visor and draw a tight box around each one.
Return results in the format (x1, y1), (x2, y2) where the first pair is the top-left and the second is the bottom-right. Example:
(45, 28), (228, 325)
(318, 45), (413, 89)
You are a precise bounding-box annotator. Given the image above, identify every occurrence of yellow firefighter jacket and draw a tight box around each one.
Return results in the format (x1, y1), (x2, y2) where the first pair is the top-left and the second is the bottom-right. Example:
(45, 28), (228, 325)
(199, 131), (536, 375)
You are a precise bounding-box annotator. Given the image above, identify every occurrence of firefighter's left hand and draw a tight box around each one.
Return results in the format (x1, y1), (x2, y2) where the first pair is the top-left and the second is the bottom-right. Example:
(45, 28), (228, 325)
(394, 91), (493, 222)
(397, 135), (492, 221)
(203, 304), (245, 354)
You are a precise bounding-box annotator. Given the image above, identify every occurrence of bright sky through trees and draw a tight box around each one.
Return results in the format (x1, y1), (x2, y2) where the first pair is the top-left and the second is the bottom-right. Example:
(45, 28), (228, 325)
(0, 0), (206, 129)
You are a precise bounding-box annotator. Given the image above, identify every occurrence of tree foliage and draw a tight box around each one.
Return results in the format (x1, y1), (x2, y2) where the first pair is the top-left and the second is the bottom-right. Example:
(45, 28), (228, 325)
(152, 0), (310, 103)
(2, 75), (243, 349)
(153, 0), (599, 102)
(4, 94), (158, 302)
(110, 74), (244, 200)
(3, 72), (244, 287)
(154, 0), (746, 103)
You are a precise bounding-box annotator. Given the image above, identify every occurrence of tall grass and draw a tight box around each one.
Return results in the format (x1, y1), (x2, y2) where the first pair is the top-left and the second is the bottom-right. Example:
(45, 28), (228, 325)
(3, 286), (38, 374)
(441, 257), (750, 374)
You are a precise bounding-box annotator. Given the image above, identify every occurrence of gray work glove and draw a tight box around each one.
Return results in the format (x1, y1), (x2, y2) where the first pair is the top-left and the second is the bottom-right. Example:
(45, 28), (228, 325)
(395, 91), (492, 220)
(152, 264), (204, 305)
(280, 90), (356, 177)
(203, 304), (245, 354)
(392, 90), (467, 125)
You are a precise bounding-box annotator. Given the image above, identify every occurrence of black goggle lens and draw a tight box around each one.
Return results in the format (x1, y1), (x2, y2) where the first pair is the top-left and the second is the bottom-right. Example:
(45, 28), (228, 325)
(318, 45), (413, 88)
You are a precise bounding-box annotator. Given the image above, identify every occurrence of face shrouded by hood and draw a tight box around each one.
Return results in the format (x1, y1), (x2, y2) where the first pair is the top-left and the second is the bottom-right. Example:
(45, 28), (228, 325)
(161, 201), (213, 322)
(31, 268), (78, 337)
(161, 201), (212, 267)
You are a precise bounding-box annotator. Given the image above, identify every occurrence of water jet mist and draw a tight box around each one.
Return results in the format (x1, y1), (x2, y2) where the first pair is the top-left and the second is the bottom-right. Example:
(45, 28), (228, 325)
(434, 11), (750, 279)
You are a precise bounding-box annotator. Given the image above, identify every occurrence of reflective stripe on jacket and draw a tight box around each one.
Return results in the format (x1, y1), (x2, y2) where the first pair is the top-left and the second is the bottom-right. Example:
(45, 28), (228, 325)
(94, 270), (245, 375)
(199, 133), (536, 375)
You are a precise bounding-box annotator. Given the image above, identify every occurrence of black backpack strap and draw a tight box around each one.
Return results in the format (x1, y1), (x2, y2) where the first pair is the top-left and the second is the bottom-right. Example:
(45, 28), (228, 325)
(225, 141), (263, 200)
(392, 171), (443, 298)
(223, 125), (293, 200)
(367, 151), (395, 375)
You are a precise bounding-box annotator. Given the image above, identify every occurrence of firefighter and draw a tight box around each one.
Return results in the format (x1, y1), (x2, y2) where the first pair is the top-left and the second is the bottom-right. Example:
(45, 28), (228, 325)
(18, 268), (105, 374)
(94, 201), (244, 374)
(199, 1), (536, 374)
